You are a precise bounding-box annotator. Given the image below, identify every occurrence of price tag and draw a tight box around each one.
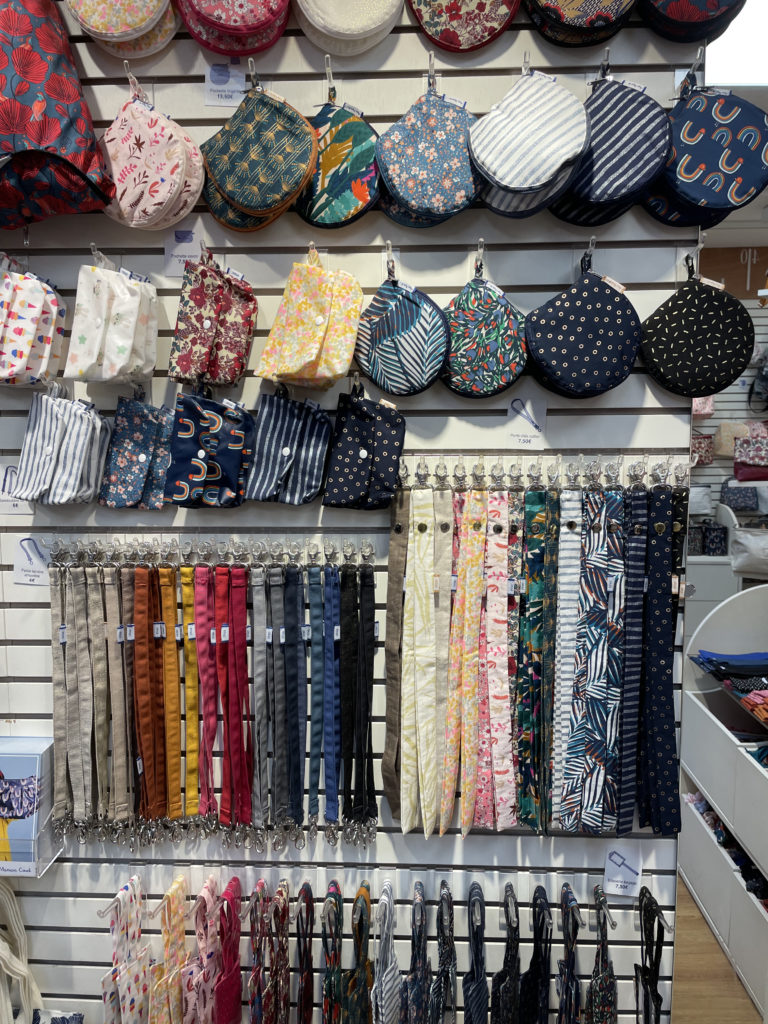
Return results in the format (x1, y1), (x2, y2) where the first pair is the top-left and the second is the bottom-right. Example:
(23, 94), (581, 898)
(221, 624), (230, 642)
(301, 625), (312, 641)
(266, 627), (273, 644)
(136, 757), (144, 776)
(334, 625), (341, 641)
(175, 624), (183, 642)
(508, 382), (547, 450)
(279, 627), (286, 644)
(153, 622), (166, 639)
(164, 223), (204, 278)
(519, 578), (527, 595)
(451, 574), (458, 592)
(671, 575), (679, 596)
(13, 537), (50, 587)
(246, 624), (252, 643)
(126, 624), (135, 642)
(210, 628), (217, 645)
(58, 625), (66, 645)
(205, 60), (246, 106)
(187, 623), (196, 640)
(507, 578), (518, 596)
(0, 463), (32, 515)
(116, 625), (125, 644)
(374, 622), (380, 638)
(603, 841), (643, 898)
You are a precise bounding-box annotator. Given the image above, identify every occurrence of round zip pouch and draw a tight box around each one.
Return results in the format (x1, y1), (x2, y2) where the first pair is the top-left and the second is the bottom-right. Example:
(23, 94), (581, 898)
(187, 0), (287, 35)
(355, 278), (450, 395)
(525, 261), (641, 398)
(469, 70), (589, 193)
(441, 275), (526, 397)
(407, 0), (520, 52)
(65, 0), (167, 40)
(641, 272), (754, 398)
(482, 158), (577, 217)
(378, 180), (453, 228)
(100, 84), (187, 229)
(295, 0), (403, 55)
(202, 88), (317, 216)
(663, 74), (768, 214)
(549, 192), (633, 226)
(176, 0), (289, 53)
(93, 6), (179, 58)
(524, 0), (635, 45)
(641, 176), (729, 229)
(202, 173), (280, 231)
(637, 0), (746, 42)
(376, 87), (480, 220)
(134, 130), (204, 230)
(295, 96), (379, 228)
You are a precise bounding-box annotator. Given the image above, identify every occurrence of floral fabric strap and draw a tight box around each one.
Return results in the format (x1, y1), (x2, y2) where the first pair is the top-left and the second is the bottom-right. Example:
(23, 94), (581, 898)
(322, 881), (343, 1024)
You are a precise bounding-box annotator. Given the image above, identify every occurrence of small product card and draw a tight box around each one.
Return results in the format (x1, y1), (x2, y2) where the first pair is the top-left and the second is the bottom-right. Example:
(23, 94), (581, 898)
(14, 537), (50, 587)
(508, 382), (547, 450)
(603, 840), (643, 898)
(0, 464), (31, 515)
(164, 223), (204, 278)
(205, 60), (246, 107)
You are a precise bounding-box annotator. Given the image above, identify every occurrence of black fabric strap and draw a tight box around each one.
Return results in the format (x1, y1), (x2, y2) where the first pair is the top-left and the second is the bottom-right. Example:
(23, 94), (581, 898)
(339, 564), (358, 823)
(354, 563), (377, 825)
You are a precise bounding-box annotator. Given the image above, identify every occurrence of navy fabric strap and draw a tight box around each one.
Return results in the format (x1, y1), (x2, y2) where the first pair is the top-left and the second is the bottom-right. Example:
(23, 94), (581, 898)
(339, 564), (359, 824)
(462, 883), (487, 1024)
(307, 566), (324, 824)
(354, 563), (377, 826)
(617, 488), (649, 836)
(296, 570), (308, 827)
(284, 565), (303, 827)
(323, 566), (342, 829)
(267, 567), (288, 828)
(428, 881), (456, 1024)
(491, 884), (520, 1024)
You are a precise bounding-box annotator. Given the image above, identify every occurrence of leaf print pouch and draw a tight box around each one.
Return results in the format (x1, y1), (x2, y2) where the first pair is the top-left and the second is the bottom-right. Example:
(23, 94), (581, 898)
(376, 85), (480, 221)
(441, 266), (526, 397)
(100, 72), (188, 229)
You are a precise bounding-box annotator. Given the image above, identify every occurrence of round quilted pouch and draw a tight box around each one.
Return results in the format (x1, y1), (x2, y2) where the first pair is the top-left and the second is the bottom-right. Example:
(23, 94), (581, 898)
(525, 253), (641, 398)
(641, 176), (729, 229)
(469, 70), (589, 194)
(482, 158), (577, 217)
(376, 87), (480, 221)
(100, 77), (188, 229)
(135, 130), (204, 230)
(549, 192), (633, 226)
(378, 181), (453, 228)
(524, 0), (635, 46)
(662, 74), (768, 216)
(202, 174), (279, 231)
(65, 0), (167, 40)
(295, 92), (379, 228)
(94, 6), (179, 58)
(637, 0), (746, 42)
(294, 0), (403, 56)
(201, 87), (318, 216)
(641, 262), (754, 398)
(407, 0), (520, 52)
(176, 0), (289, 53)
(440, 268), (526, 397)
(187, 0), (287, 34)
(355, 275), (451, 396)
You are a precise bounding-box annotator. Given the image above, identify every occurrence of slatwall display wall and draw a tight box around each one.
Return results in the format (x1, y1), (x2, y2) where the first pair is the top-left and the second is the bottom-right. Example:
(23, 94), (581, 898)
(0, 5), (699, 1021)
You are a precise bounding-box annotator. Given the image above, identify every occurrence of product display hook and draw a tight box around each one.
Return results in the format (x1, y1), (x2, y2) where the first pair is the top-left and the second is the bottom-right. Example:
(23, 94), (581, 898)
(325, 54), (335, 100)
(685, 231), (707, 279)
(522, 50), (531, 76)
(581, 235), (597, 273)
(474, 237), (485, 278)
(385, 240), (395, 280)
(428, 50), (436, 91)
(247, 58), (260, 91)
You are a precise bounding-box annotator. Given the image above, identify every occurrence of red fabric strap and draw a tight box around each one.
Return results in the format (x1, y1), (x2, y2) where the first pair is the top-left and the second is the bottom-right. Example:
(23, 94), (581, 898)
(194, 566), (218, 817)
(229, 567), (252, 824)
(215, 566), (233, 827)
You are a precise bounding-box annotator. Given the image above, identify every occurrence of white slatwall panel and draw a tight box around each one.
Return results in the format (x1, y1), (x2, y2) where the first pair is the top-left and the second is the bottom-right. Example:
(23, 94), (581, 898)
(0, 5), (697, 1020)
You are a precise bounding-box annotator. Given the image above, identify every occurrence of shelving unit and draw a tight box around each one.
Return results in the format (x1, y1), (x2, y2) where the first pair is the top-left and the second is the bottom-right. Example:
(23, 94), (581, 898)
(681, 586), (768, 1022)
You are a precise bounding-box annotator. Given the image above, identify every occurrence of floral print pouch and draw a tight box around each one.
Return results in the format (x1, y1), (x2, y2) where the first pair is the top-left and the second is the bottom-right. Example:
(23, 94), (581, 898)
(65, 0), (168, 40)
(408, 0), (520, 52)
(98, 397), (160, 508)
(376, 86), (480, 221)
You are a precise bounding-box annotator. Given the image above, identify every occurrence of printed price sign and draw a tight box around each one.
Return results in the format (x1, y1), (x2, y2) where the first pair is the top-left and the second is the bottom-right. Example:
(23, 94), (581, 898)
(603, 841), (643, 898)
(0, 464), (31, 515)
(205, 60), (246, 107)
(13, 537), (50, 587)
(507, 382), (547, 450)
(164, 223), (204, 278)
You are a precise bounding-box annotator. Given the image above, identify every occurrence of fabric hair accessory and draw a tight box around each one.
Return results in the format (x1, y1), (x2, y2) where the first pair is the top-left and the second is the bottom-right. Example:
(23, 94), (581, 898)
(294, 0), (403, 56)
(64, 0), (168, 40)
(175, 0), (289, 53)
(469, 67), (589, 200)
(0, 0), (115, 231)
(376, 68), (479, 222)
(407, 0), (520, 52)
(660, 72), (768, 223)
(258, 243), (363, 389)
(202, 66), (317, 222)
(322, 383), (406, 509)
(101, 69), (203, 230)
(354, 248), (451, 396)
(525, 244), (641, 398)
(295, 70), (379, 229)
(637, 0), (746, 42)
(440, 244), (526, 397)
(524, 0), (635, 46)
(641, 254), (754, 398)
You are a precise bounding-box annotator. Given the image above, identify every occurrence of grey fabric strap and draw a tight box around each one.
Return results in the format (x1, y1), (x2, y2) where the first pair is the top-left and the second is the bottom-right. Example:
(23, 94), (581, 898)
(382, 487), (410, 819)
(119, 567), (137, 817)
(48, 566), (70, 822)
(267, 567), (288, 826)
(103, 567), (130, 822)
(86, 566), (109, 821)
(250, 568), (268, 830)
(68, 568), (92, 820)
(433, 488), (453, 808)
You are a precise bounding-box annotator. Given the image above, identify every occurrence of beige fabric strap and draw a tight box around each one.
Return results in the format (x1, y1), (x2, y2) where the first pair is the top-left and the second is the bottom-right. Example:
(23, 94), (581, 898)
(48, 565), (70, 822)
(381, 488), (410, 820)
(86, 565), (110, 821)
(103, 566), (130, 822)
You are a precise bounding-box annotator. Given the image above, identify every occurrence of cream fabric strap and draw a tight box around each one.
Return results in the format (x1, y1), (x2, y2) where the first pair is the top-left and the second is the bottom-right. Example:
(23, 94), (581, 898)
(103, 566), (130, 822)
(86, 565), (110, 821)
(382, 488), (410, 820)
(48, 565), (70, 822)
(432, 488), (453, 818)
(460, 489), (488, 836)
(401, 487), (438, 838)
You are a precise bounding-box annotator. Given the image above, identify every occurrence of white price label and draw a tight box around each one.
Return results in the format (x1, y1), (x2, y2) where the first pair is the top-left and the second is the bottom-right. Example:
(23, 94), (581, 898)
(603, 841), (643, 898)
(220, 624), (230, 642)
(116, 625), (125, 644)
(507, 382), (547, 451)
(279, 627), (286, 644)
(204, 60), (246, 107)
(59, 625), (67, 645)
(126, 624), (135, 642)
(187, 623), (196, 640)
(333, 625), (341, 641)
(301, 625), (312, 641)
(13, 537), (49, 587)
(210, 628), (217, 645)
(246, 624), (252, 643)
(164, 222), (204, 278)
(175, 624), (183, 642)
(266, 627), (273, 644)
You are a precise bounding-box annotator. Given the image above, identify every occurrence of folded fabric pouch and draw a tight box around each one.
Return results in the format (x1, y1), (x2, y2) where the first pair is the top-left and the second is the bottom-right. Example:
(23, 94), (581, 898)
(376, 84), (480, 221)
(322, 385), (406, 510)
(246, 390), (332, 504)
(163, 393), (256, 508)
(637, 0), (746, 43)
(175, 0), (289, 55)
(99, 397), (174, 508)
(734, 438), (768, 482)
(407, 0), (520, 52)
(524, 0), (635, 46)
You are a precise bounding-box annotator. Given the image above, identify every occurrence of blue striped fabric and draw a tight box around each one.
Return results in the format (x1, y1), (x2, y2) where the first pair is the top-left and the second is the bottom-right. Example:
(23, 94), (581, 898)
(482, 157), (578, 217)
(570, 78), (670, 203)
(278, 401), (331, 506)
(469, 71), (589, 192)
(246, 392), (330, 504)
(13, 392), (65, 500)
(355, 279), (450, 396)
(39, 401), (107, 506)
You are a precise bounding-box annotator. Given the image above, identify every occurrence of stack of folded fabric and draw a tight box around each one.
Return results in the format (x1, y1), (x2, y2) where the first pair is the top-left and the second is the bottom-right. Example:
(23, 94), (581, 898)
(100, 71), (204, 231)
(201, 71), (318, 231)
(63, 251), (158, 383)
(0, 255), (67, 385)
(176, 0), (289, 55)
(65, 0), (178, 58)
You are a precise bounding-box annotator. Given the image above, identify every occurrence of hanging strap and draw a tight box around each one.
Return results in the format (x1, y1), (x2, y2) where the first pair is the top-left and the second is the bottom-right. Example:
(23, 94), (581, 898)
(284, 564), (304, 829)
(322, 881), (343, 1024)
(557, 884), (581, 1024)
(180, 567), (200, 819)
(119, 566), (139, 818)
(354, 562), (377, 829)
(215, 566), (233, 827)
(461, 489), (488, 837)
(69, 566), (93, 821)
(267, 567), (288, 829)
(463, 883), (487, 1024)
(307, 565), (324, 828)
(248, 880), (270, 1024)
(296, 882), (314, 1024)
(49, 565), (70, 823)
(382, 488), (410, 818)
(85, 566), (109, 822)
(412, 488), (438, 837)
(229, 566), (252, 825)
(339, 562), (358, 825)
(194, 566), (218, 818)
(540, 488), (560, 831)
(103, 566), (129, 823)
(250, 567), (268, 831)
(428, 881), (456, 1024)
(400, 497), (418, 836)
(323, 567), (341, 831)
(272, 881), (291, 1023)
(440, 492), (468, 835)
(373, 880), (399, 1024)
(158, 566), (183, 821)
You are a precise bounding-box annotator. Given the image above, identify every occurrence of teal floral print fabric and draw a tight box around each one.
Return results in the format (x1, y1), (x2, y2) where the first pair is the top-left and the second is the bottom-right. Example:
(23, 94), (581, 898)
(376, 88), (480, 221)
(295, 97), (379, 228)
(441, 277), (526, 397)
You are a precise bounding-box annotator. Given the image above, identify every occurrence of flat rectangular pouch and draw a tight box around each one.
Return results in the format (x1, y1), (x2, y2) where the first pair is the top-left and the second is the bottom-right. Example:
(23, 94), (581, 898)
(703, 521), (729, 556)
(164, 393), (216, 508)
(201, 397), (255, 508)
(691, 433), (713, 467)
(713, 421), (749, 458)
(203, 271), (258, 387)
(322, 390), (405, 510)
(285, 271), (364, 390)
(99, 397), (159, 507)
(734, 437), (768, 481)
(720, 477), (759, 511)
(140, 405), (175, 510)
(0, 272), (44, 380)
(687, 524), (703, 556)
(277, 400), (332, 505)
(168, 256), (223, 384)
(246, 391), (307, 502)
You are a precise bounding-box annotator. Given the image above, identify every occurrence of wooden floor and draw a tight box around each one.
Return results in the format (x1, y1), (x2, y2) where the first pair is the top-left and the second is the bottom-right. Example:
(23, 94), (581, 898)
(672, 877), (761, 1023)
